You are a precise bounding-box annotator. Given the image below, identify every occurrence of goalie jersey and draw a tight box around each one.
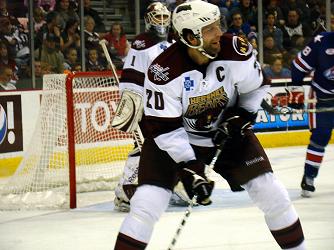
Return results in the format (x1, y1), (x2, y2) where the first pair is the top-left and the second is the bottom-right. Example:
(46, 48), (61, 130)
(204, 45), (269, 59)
(143, 34), (267, 164)
(291, 32), (334, 98)
(119, 32), (172, 95)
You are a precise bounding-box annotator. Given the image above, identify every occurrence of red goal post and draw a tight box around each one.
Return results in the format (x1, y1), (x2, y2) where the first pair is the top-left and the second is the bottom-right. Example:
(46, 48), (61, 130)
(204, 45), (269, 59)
(0, 71), (134, 209)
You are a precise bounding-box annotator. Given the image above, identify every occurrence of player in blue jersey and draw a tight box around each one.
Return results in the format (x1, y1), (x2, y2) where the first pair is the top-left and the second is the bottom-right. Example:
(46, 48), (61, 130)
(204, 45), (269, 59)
(291, 31), (334, 197)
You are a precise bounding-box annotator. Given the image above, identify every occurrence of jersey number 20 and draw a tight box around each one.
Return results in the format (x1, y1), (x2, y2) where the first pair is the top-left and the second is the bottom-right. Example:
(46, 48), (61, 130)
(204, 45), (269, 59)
(146, 89), (164, 110)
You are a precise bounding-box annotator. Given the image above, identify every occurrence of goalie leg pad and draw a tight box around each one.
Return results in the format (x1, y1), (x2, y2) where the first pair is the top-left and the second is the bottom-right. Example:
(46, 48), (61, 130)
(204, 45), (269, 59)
(114, 150), (141, 211)
(111, 90), (143, 132)
(119, 185), (172, 243)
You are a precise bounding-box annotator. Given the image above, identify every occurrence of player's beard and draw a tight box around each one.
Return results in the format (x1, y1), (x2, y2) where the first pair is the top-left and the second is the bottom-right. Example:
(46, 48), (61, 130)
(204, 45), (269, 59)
(203, 40), (221, 57)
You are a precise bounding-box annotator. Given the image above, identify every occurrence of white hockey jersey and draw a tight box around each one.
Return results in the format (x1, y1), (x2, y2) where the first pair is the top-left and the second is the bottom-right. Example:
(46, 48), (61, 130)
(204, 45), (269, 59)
(119, 32), (172, 95)
(143, 34), (267, 163)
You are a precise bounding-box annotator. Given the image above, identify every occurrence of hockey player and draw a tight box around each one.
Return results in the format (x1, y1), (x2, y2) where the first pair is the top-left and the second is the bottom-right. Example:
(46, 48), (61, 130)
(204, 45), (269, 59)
(112, 2), (188, 212)
(291, 31), (334, 197)
(113, 1), (306, 249)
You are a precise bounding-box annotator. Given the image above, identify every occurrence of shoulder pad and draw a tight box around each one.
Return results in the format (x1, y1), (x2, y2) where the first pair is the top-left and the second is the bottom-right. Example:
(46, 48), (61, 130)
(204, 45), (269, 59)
(232, 36), (252, 56)
(131, 32), (159, 50)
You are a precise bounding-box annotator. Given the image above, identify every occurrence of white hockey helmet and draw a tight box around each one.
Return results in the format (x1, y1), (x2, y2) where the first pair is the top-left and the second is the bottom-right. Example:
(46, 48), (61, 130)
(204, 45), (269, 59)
(172, 1), (221, 57)
(144, 2), (171, 38)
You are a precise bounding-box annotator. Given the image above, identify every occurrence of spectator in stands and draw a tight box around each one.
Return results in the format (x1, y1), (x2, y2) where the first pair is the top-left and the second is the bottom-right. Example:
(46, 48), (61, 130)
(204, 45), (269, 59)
(6, 0), (27, 18)
(226, 11), (257, 47)
(84, 15), (100, 51)
(63, 47), (79, 71)
(35, 11), (63, 56)
(0, 0), (9, 17)
(54, 0), (79, 31)
(282, 8), (312, 51)
(282, 47), (298, 70)
(263, 0), (285, 26)
(0, 41), (18, 84)
(331, 14), (334, 31)
(61, 18), (80, 52)
(34, 0), (56, 12)
(83, 0), (105, 33)
(104, 22), (130, 61)
(86, 48), (105, 71)
(263, 11), (284, 51)
(33, 7), (46, 33)
(37, 32), (64, 73)
(280, 0), (310, 23)
(32, 60), (44, 89)
(0, 16), (29, 77)
(17, 60), (46, 89)
(263, 34), (284, 65)
(263, 57), (291, 79)
(0, 65), (16, 90)
(0, 0), (22, 28)
(230, 0), (257, 30)
(167, 0), (186, 12)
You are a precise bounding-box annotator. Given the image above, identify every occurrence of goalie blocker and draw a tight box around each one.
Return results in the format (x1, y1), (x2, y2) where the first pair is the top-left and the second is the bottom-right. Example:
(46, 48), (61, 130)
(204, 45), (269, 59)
(111, 90), (143, 132)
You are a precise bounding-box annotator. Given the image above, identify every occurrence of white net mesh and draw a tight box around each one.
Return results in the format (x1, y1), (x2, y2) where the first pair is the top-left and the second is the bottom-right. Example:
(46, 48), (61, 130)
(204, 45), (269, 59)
(0, 72), (133, 209)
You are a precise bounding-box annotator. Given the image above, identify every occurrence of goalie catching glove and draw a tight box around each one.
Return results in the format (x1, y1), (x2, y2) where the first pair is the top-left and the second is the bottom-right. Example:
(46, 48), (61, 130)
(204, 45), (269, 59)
(111, 90), (143, 132)
(178, 160), (214, 205)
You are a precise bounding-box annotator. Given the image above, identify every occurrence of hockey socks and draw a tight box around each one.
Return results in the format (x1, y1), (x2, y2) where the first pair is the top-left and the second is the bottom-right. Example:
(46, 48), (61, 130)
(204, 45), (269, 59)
(114, 233), (147, 250)
(270, 219), (305, 249)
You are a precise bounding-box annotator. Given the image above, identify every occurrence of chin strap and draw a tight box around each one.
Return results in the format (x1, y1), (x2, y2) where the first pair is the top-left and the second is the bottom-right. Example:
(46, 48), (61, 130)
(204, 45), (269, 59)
(198, 47), (217, 59)
(181, 36), (218, 60)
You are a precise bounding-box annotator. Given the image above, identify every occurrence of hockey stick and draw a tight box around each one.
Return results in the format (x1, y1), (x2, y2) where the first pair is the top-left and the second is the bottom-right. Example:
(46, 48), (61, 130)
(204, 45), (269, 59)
(99, 39), (145, 149)
(261, 100), (334, 114)
(167, 145), (224, 250)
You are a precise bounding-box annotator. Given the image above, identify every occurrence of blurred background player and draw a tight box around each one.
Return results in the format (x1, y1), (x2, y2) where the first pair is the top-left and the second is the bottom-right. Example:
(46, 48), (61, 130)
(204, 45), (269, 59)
(291, 31), (334, 197)
(111, 1), (189, 212)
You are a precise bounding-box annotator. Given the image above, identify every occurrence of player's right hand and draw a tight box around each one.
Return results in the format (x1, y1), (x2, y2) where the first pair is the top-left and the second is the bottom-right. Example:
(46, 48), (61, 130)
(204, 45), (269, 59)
(178, 160), (214, 205)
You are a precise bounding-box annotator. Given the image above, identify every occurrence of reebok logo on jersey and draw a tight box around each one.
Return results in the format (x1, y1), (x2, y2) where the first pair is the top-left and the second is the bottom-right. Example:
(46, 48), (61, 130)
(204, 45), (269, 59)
(245, 156), (265, 167)
(149, 64), (170, 81)
(133, 39), (146, 49)
(184, 76), (194, 91)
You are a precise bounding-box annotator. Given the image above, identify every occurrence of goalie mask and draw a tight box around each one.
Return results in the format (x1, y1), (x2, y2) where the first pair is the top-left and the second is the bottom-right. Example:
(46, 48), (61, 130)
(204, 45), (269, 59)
(144, 2), (171, 38)
(172, 1), (221, 59)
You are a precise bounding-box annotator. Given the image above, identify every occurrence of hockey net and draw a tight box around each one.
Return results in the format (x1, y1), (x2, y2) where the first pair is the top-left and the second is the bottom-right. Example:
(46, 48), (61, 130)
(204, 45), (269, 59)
(0, 71), (134, 209)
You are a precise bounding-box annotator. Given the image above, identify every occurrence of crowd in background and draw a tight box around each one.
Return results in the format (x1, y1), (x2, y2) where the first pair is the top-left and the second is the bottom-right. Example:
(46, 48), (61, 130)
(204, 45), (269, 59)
(0, 0), (334, 90)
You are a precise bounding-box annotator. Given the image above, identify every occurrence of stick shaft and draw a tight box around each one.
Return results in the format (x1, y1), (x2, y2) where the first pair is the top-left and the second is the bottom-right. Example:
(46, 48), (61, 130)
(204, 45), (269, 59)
(99, 40), (119, 84)
(167, 147), (223, 250)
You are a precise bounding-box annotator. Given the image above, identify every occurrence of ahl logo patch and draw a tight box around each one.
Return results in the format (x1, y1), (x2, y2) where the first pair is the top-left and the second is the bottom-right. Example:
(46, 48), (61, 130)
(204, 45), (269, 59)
(0, 104), (7, 145)
(149, 63), (170, 81)
(184, 76), (194, 91)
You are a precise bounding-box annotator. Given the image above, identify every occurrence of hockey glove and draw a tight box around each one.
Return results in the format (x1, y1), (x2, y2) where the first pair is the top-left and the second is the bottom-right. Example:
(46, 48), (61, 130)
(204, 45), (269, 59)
(213, 115), (252, 146)
(286, 88), (304, 110)
(178, 160), (214, 206)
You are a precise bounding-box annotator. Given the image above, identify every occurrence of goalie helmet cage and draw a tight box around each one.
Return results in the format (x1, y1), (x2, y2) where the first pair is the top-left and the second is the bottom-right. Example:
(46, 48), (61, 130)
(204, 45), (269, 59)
(0, 71), (134, 210)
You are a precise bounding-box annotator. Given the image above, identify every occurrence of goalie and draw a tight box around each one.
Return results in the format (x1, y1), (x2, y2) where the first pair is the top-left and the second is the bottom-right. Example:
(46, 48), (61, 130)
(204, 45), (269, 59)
(111, 2), (189, 212)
